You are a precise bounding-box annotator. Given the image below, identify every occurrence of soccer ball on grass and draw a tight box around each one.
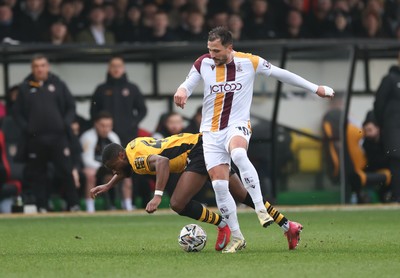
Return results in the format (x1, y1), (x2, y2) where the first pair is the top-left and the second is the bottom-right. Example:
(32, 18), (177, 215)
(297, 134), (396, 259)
(178, 224), (207, 252)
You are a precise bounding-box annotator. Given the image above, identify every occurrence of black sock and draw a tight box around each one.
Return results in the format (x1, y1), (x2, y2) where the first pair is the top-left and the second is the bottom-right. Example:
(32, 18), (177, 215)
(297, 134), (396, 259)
(178, 200), (222, 226)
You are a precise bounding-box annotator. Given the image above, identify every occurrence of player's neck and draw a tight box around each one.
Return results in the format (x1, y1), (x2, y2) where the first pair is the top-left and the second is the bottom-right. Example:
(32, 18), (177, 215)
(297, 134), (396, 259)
(226, 51), (235, 64)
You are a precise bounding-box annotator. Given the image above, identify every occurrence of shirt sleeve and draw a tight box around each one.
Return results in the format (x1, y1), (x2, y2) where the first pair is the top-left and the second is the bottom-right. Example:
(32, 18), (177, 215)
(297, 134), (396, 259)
(80, 130), (102, 169)
(178, 65), (202, 97)
(257, 57), (318, 93)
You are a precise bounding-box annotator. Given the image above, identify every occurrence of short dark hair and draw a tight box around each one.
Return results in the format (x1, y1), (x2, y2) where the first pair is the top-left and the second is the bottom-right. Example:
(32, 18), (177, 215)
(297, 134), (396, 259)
(94, 111), (113, 122)
(102, 143), (124, 165)
(208, 26), (233, 46)
(31, 53), (48, 63)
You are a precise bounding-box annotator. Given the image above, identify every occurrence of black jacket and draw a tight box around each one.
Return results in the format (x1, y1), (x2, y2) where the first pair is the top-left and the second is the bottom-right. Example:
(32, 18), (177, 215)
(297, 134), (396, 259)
(374, 65), (400, 158)
(362, 138), (389, 171)
(13, 73), (75, 137)
(90, 73), (147, 145)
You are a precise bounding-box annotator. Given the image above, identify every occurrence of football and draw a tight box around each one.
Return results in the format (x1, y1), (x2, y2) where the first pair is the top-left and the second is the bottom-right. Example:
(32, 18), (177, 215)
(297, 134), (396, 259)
(178, 224), (207, 252)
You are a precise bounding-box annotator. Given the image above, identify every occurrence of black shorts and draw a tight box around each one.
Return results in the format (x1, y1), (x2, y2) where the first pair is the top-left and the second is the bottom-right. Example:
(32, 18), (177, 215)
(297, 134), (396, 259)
(185, 136), (208, 175)
(184, 135), (237, 176)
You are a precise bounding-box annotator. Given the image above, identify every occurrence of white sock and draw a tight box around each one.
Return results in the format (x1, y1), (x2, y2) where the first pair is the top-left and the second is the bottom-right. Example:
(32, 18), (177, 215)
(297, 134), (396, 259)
(281, 221), (290, 232)
(231, 229), (244, 239)
(85, 198), (95, 213)
(218, 221), (227, 228)
(124, 198), (133, 211)
(212, 180), (243, 239)
(231, 148), (265, 212)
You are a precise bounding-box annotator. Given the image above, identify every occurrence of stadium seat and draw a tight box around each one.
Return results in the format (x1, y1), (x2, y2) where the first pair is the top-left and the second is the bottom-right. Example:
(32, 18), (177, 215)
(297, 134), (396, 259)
(322, 112), (390, 202)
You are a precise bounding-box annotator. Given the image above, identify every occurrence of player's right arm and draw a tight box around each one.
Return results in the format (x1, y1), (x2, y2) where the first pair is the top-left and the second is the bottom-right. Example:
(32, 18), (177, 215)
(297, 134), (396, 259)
(90, 173), (125, 199)
(145, 154), (170, 213)
(174, 62), (202, 109)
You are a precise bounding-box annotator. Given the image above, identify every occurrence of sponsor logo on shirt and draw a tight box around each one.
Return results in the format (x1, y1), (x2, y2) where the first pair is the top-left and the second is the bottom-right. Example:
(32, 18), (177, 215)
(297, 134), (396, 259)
(236, 62), (243, 72)
(263, 60), (271, 69)
(48, 84), (55, 92)
(210, 82), (242, 93)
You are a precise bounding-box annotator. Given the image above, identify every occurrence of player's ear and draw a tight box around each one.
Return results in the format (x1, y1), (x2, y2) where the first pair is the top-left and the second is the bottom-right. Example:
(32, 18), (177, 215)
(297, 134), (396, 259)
(118, 151), (125, 159)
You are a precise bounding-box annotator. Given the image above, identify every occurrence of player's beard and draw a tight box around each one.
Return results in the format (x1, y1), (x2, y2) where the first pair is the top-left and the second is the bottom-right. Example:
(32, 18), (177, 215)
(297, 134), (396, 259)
(213, 56), (227, 66)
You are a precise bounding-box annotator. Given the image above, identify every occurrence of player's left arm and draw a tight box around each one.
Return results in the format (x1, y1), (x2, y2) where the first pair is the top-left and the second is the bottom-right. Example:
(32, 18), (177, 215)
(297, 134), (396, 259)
(258, 58), (335, 99)
(145, 154), (170, 213)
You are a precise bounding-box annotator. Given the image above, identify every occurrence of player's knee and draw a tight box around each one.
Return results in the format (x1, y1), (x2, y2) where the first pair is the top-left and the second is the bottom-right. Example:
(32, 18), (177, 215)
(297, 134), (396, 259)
(231, 148), (249, 168)
(170, 198), (185, 214)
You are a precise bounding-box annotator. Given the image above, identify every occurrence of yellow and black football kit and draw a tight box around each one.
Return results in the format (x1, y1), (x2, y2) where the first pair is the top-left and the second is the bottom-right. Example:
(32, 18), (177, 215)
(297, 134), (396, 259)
(125, 132), (222, 226)
(125, 133), (207, 175)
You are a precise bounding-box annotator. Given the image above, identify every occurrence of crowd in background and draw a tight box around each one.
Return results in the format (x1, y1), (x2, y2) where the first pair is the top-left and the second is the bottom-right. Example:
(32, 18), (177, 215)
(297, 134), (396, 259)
(0, 0), (400, 45)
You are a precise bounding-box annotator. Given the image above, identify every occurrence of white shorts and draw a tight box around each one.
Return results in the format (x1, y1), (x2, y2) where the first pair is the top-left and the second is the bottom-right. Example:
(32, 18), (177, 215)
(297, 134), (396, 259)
(203, 122), (252, 171)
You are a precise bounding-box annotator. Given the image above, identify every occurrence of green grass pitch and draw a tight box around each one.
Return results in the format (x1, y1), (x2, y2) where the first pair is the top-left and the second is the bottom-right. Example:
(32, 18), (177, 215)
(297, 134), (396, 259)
(1, 206), (400, 278)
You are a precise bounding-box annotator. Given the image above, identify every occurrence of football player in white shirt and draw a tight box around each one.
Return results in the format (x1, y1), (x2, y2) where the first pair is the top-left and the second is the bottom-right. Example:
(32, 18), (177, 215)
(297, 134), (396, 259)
(174, 26), (334, 253)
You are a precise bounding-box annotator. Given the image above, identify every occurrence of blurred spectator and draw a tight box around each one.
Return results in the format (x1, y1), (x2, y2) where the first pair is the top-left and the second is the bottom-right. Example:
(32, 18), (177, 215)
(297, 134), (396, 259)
(69, 117), (84, 194)
(348, 0), (365, 34)
(114, 0), (129, 25)
(228, 13), (248, 41)
(144, 10), (178, 42)
(357, 11), (387, 38)
(353, 111), (391, 203)
(141, 1), (158, 29)
(80, 111), (133, 212)
(115, 4), (145, 43)
(2, 86), (24, 187)
(286, 0), (307, 13)
(191, 0), (209, 15)
(307, 0), (335, 38)
(281, 9), (311, 39)
(75, 5), (115, 45)
(103, 2), (116, 29)
(59, 0), (85, 38)
(362, 111), (389, 175)
(183, 106), (202, 133)
(244, 0), (278, 40)
(374, 54), (400, 203)
(329, 12), (354, 38)
(5, 84), (19, 114)
(45, 20), (73, 45)
(0, 4), (20, 42)
(180, 9), (207, 41)
(208, 11), (229, 29)
(90, 56), (147, 146)
(226, 0), (245, 16)
(45, 0), (62, 23)
(364, 0), (392, 36)
(16, 0), (50, 42)
(153, 111), (184, 139)
(384, 0), (400, 37)
(12, 54), (80, 212)
(0, 130), (22, 213)
(167, 0), (188, 29)
(3, 0), (20, 16)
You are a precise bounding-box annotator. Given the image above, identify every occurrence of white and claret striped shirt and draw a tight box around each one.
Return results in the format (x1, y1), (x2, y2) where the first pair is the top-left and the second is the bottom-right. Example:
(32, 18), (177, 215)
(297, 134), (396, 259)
(179, 51), (319, 132)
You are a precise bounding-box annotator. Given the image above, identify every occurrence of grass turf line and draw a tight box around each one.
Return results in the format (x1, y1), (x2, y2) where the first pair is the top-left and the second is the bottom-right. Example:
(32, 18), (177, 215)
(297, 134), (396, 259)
(1, 209), (399, 278)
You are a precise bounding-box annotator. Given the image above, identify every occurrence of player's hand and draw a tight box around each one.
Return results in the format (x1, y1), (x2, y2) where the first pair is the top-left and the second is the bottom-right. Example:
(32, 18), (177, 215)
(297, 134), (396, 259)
(174, 88), (188, 109)
(316, 85), (335, 99)
(90, 184), (109, 199)
(145, 196), (162, 214)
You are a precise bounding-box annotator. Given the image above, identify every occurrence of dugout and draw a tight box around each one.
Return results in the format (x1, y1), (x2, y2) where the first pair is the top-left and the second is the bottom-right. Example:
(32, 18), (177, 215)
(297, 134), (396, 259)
(0, 39), (398, 205)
